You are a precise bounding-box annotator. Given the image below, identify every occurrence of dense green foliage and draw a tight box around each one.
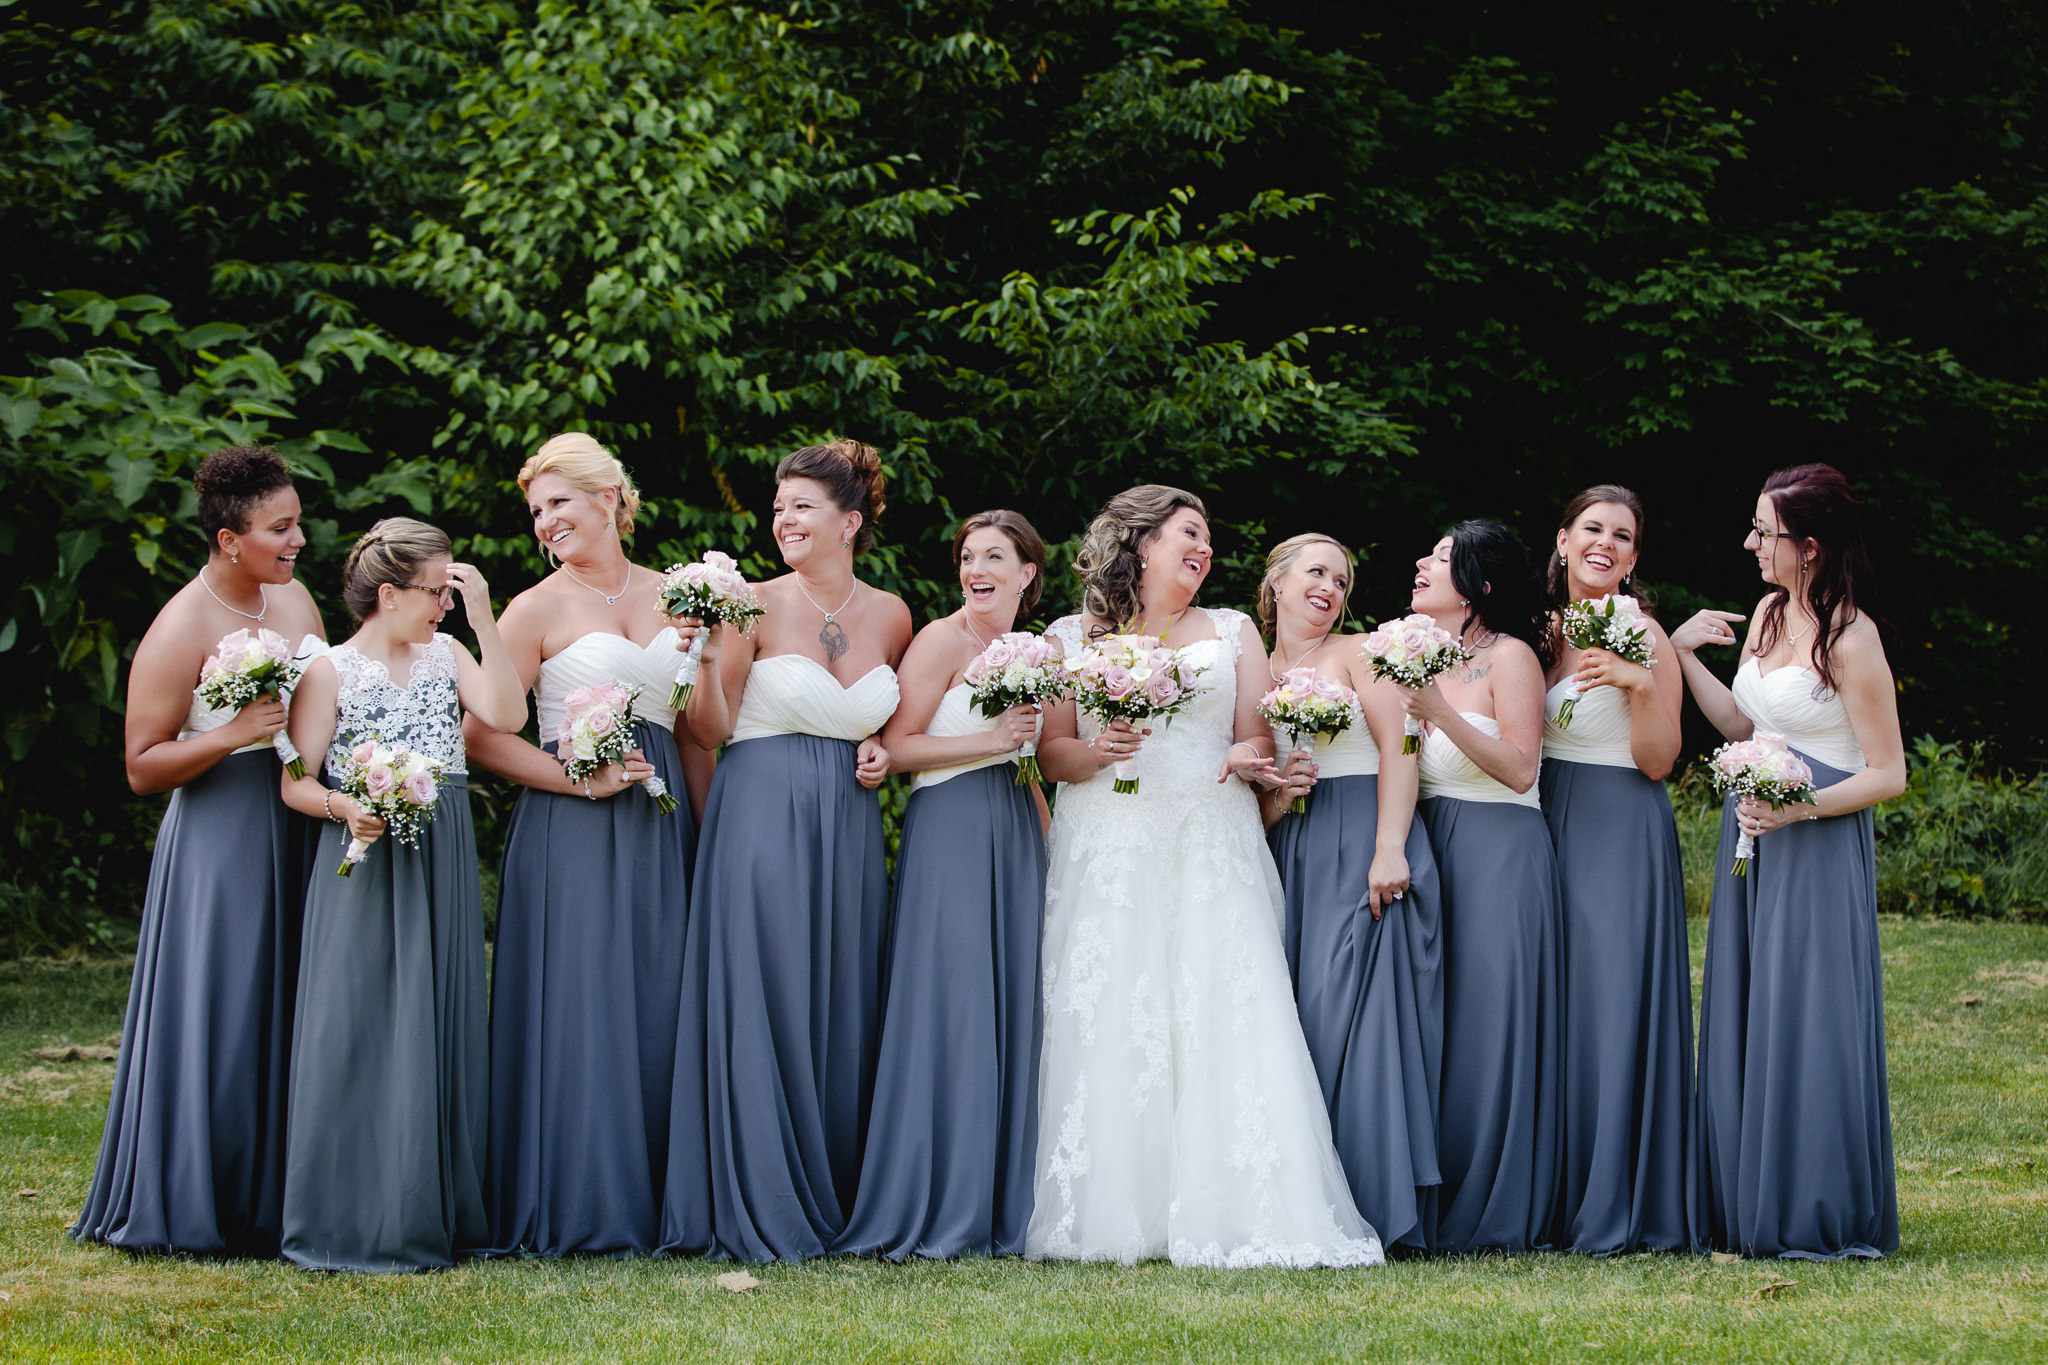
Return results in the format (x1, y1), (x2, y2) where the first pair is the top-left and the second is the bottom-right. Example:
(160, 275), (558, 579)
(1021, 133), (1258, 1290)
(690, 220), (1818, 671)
(2, 0), (2044, 942)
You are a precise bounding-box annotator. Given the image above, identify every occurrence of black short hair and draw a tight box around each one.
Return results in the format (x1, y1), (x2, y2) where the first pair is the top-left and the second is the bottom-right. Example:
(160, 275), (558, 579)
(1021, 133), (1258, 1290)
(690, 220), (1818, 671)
(194, 445), (294, 544)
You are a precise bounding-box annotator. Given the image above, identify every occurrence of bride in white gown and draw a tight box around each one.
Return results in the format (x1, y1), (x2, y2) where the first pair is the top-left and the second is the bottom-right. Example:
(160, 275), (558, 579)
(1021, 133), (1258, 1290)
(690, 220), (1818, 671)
(1025, 486), (1383, 1269)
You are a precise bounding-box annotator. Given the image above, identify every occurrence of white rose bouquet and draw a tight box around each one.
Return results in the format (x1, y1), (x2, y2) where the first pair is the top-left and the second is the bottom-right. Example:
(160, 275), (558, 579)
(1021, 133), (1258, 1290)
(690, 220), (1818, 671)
(1707, 731), (1818, 875)
(196, 627), (307, 777)
(1069, 632), (1207, 794)
(657, 551), (765, 708)
(331, 738), (442, 876)
(1554, 593), (1655, 728)
(556, 682), (676, 814)
(1258, 667), (1359, 814)
(1359, 614), (1473, 753)
(963, 631), (1069, 786)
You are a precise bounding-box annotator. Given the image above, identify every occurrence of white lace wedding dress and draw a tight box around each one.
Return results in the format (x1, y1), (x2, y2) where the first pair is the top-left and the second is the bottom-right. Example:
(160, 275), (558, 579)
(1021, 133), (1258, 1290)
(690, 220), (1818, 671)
(1025, 608), (1384, 1268)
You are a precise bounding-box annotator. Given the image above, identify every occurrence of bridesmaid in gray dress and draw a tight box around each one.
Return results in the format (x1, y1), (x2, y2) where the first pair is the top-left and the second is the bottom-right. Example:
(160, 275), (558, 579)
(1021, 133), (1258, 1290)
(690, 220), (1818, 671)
(1401, 521), (1563, 1255)
(277, 518), (527, 1272)
(836, 510), (1049, 1260)
(1257, 533), (1443, 1254)
(1673, 463), (1906, 1259)
(1540, 486), (1698, 1255)
(75, 446), (325, 1257)
(467, 435), (713, 1258)
(660, 440), (913, 1261)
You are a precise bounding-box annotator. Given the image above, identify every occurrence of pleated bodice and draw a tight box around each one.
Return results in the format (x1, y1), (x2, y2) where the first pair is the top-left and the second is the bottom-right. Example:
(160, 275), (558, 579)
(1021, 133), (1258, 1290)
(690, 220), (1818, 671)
(910, 684), (1012, 792)
(1271, 703), (1380, 779)
(181, 632), (324, 754)
(1731, 659), (1865, 773)
(1419, 712), (1538, 808)
(535, 628), (680, 738)
(728, 653), (899, 744)
(1542, 679), (1636, 768)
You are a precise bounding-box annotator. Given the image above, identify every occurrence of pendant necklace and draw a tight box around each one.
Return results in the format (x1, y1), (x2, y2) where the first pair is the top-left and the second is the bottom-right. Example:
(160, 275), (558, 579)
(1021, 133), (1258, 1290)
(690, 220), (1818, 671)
(200, 570), (268, 622)
(798, 577), (858, 663)
(1269, 633), (1328, 684)
(562, 563), (633, 606)
(962, 612), (990, 650)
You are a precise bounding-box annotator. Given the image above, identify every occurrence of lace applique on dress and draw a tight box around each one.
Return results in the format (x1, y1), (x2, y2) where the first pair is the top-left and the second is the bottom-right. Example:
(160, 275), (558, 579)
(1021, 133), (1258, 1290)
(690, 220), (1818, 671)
(324, 634), (467, 780)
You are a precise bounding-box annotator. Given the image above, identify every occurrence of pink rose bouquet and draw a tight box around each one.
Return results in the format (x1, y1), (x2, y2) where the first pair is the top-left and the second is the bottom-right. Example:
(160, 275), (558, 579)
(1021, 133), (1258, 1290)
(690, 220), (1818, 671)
(963, 631), (1069, 786)
(1070, 632), (1207, 794)
(1359, 614), (1472, 752)
(557, 681), (676, 814)
(1707, 731), (1817, 875)
(657, 551), (765, 708)
(1554, 593), (1655, 728)
(1258, 667), (1359, 814)
(330, 737), (442, 876)
(196, 627), (308, 778)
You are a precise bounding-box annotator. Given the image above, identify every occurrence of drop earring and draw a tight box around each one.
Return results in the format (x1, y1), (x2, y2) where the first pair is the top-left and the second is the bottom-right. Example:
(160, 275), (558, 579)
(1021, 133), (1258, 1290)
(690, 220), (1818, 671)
(231, 552), (238, 564)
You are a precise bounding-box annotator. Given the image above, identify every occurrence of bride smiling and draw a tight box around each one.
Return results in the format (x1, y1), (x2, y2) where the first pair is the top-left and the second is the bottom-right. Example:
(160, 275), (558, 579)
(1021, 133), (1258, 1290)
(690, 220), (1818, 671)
(1025, 485), (1384, 1269)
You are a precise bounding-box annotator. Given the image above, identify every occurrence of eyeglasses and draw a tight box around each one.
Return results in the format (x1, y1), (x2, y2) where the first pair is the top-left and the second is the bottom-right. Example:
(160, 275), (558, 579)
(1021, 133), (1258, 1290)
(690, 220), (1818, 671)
(1748, 519), (1786, 544)
(395, 582), (454, 606)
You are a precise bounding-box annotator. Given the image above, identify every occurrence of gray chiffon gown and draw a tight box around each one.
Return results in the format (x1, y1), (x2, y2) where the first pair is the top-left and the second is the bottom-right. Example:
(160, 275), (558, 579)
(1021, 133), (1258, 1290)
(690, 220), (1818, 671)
(1416, 713), (1563, 1255)
(74, 679), (312, 1257)
(659, 654), (900, 1261)
(1697, 659), (1898, 1259)
(281, 635), (489, 1273)
(835, 685), (1045, 1259)
(1541, 680), (1699, 1255)
(1266, 715), (1443, 1253)
(483, 630), (695, 1257)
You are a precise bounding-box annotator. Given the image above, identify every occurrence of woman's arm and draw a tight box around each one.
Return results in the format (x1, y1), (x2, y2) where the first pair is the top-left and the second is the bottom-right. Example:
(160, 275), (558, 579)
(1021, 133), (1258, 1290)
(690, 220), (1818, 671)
(447, 562), (526, 733)
(1670, 601), (1759, 742)
(1356, 662), (1419, 915)
(123, 597), (285, 795)
(680, 616), (755, 750)
(880, 622), (1037, 775)
(278, 657), (384, 846)
(1573, 616), (1685, 780)
(1217, 618), (1278, 785)
(1404, 640), (1545, 793)
(1739, 621), (1906, 831)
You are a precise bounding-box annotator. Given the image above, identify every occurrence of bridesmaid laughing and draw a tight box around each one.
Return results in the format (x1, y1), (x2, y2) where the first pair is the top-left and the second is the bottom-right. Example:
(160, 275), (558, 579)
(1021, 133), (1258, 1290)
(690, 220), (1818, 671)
(835, 510), (1050, 1260)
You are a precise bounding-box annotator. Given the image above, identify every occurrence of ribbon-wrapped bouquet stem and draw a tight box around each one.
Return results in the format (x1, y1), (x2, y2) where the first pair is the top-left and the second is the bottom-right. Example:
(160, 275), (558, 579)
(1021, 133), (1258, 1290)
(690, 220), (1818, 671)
(558, 682), (677, 814)
(1069, 632), (1206, 794)
(963, 632), (1069, 786)
(1359, 614), (1473, 753)
(331, 739), (442, 875)
(657, 551), (764, 709)
(197, 628), (307, 777)
(1257, 667), (1359, 814)
(1554, 593), (1655, 728)
(1708, 731), (1817, 875)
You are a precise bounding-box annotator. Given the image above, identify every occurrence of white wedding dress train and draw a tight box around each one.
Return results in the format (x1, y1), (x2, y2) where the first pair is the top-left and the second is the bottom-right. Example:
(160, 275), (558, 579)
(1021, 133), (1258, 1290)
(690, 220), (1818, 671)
(1025, 608), (1384, 1268)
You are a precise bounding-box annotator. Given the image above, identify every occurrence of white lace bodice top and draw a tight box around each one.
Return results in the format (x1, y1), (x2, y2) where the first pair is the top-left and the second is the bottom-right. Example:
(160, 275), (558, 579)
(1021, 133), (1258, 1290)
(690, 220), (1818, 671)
(1731, 658), (1866, 773)
(1542, 677), (1637, 768)
(1270, 702), (1380, 780)
(535, 627), (680, 742)
(323, 633), (467, 780)
(910, 684), (1016, 792)
(180, 632), (326, 754)
(727, 653), (900, 745)
(1418, 711), (1538, 808)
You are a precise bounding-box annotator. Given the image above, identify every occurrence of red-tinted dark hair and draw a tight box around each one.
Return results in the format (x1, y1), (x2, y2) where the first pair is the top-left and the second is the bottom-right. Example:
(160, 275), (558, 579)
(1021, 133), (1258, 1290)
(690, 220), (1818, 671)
(1756, 463), (1893, 693)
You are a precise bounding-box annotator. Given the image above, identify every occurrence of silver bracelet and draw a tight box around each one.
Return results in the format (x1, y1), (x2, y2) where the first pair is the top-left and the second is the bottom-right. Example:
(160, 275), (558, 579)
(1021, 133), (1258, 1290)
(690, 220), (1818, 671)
(322, 789), (340, 823)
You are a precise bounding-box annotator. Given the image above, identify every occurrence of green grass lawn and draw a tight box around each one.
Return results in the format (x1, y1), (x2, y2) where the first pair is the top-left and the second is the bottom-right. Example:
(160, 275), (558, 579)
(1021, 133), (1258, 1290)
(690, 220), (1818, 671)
(3, 919), (2045, 1363)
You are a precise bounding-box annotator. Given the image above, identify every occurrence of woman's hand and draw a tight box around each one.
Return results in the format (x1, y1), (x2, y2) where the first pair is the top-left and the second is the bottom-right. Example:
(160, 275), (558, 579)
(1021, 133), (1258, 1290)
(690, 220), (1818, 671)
(1089, 719), (1147, 770)
(446, 562), (494, 630)
(337, 795), (385, 846)
(1669, 608), (1746, 654)
(990, 703), (1040, 755)
(576, 749), (654, 800)
(1399, 680), (1454, 729)
(671, 615), (717, 663)
(1217, 741), (1277, 786)
(1737, 794), (1814, 837)
(1574, 647), (1655, 695)
(855, 735), (889, 789)
(1267, 748), (1316, 801)
(1366, 846), (1412, 920)
(219, 694), (288, 749)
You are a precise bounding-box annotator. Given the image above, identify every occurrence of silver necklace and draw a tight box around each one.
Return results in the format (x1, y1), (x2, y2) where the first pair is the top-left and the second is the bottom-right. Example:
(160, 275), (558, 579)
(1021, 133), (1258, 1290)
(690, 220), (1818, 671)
(962, 612), (990, 650)
(797, 576), (858, 663)
(199, 569), (268, 622)
(1269, 632), (1328, 683)
(562, 563), (633, 606)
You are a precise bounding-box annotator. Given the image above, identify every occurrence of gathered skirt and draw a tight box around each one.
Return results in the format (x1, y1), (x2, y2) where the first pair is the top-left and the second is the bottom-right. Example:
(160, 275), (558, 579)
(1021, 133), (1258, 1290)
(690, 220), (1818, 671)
(1418, 796), (1563, 1255)
(1696, 752), (1898, 1259)
(73, 749), (307, 1257)
(660, 733), (888, 1261)
(1543, 759), (1699, 1254)
(484, 723), (696, 1256)
(1268, 774), (1444, 1252)
(835, 763), (1046, 1260)
(281, 777), (488, 1272)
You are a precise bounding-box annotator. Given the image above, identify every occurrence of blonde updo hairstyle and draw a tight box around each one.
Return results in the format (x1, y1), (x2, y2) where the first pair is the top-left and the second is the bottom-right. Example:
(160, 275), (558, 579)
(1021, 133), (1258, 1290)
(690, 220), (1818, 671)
(775, 438), (887, 553)
(1072, 484), (1208, 627)
(518, 432), (643, 539)
(342, 517), (453, 625)
(1256, 532), (1355, 639)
